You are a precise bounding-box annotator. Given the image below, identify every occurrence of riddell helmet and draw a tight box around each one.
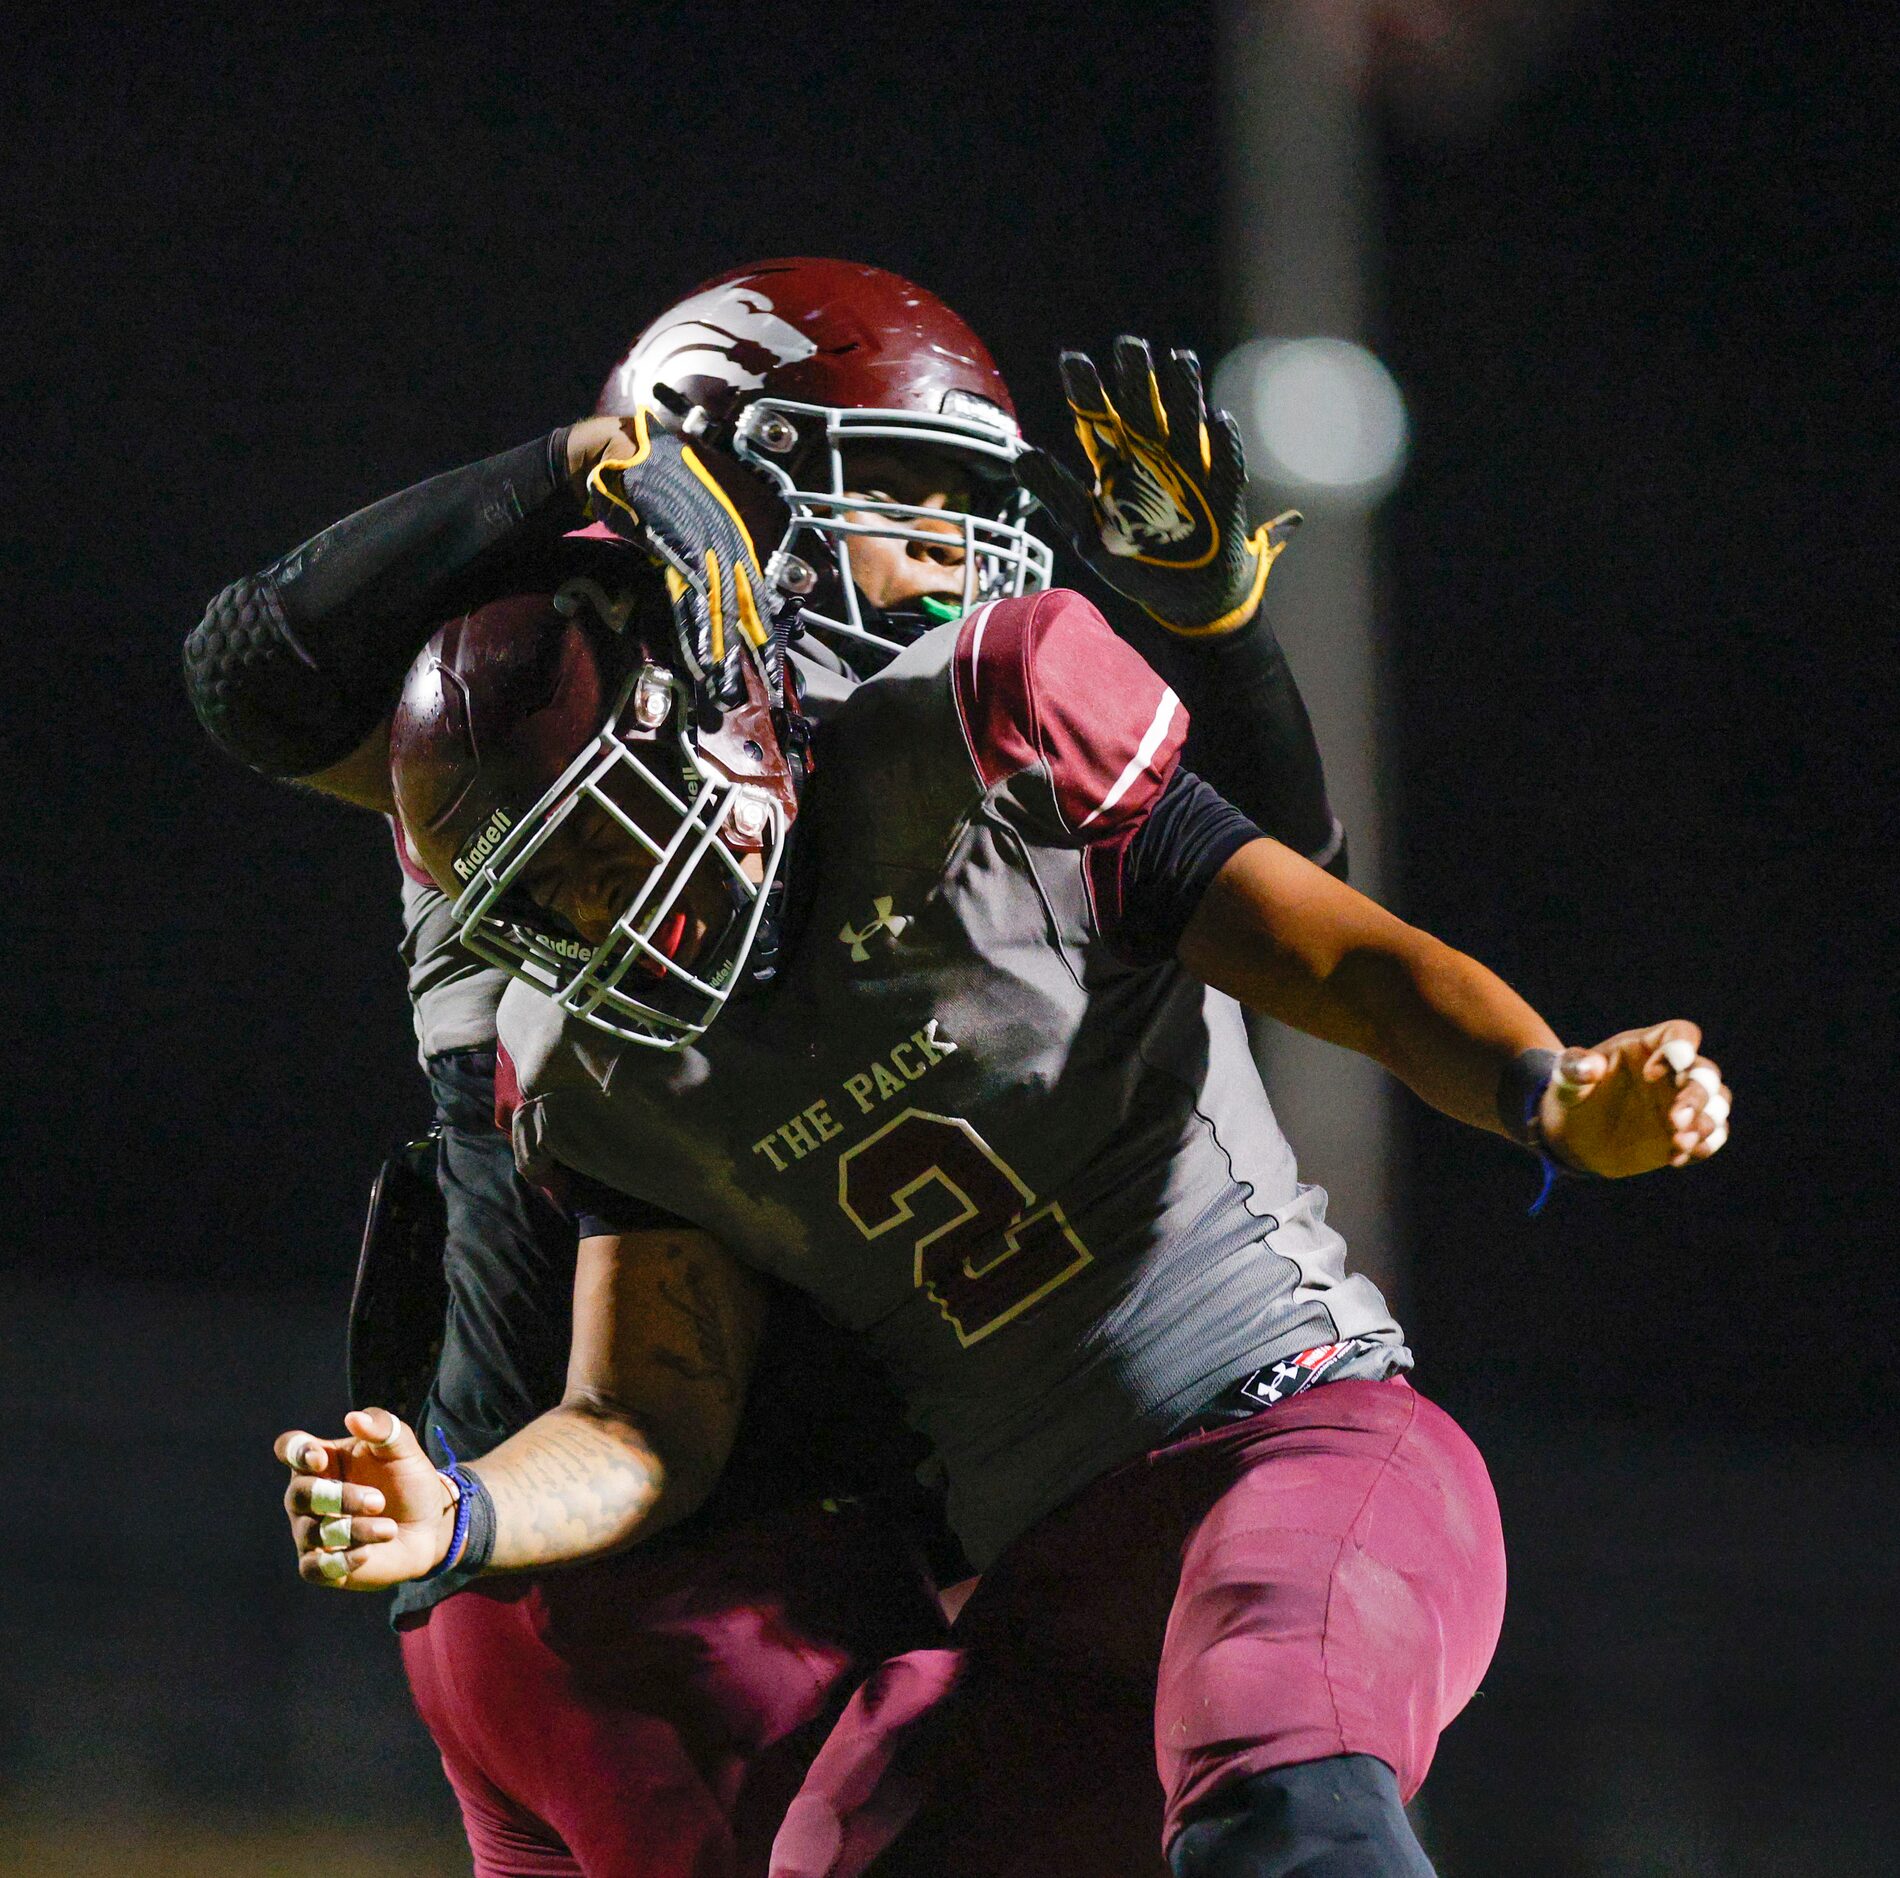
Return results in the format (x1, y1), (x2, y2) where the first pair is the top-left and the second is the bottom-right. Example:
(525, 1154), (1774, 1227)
(392, 578), (804, 1050)
(596, 258), (1052, 661)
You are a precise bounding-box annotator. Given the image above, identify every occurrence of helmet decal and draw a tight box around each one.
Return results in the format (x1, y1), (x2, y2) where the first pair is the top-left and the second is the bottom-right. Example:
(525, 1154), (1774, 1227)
(599, 284), (818, 414)
(452, 806), (516, 883)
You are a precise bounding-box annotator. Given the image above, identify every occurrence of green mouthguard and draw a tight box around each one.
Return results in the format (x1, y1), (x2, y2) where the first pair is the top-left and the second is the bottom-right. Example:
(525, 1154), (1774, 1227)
(918, 596), (963, 624)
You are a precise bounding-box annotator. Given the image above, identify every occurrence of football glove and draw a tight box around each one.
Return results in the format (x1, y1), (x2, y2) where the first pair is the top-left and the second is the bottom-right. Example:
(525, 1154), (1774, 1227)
(585, 406), (782, 704)
(1017, 337), (1299, 637)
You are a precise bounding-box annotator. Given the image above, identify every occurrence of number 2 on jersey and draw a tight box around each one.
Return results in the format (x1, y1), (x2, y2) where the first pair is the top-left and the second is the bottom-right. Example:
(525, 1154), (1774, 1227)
(837, 1109), (1093, 1347)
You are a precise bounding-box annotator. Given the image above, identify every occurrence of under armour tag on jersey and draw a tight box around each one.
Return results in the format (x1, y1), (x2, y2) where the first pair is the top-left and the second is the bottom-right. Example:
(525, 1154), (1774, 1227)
(839, 896), (910, 961)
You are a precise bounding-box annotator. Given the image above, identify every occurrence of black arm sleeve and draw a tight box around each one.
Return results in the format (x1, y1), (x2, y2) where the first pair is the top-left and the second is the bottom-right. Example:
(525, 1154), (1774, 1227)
(184, 428), (579, 777)
(1110, 766), (1264, 968)
(1106, 598), (1346, 879)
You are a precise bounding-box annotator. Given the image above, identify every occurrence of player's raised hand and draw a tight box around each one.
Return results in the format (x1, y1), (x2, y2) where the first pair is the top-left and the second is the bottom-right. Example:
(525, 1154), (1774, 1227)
(583, 405), (783, 707)
(1539, 1024), (1732, 1179)
(1017, 336), (1300, 637)
(275, 1409), (456, 1591)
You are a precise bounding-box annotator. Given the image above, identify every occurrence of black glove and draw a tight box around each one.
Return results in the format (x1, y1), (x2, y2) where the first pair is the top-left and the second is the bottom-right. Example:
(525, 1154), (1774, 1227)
(586, 407), (785, 704)
(1018, 337), (1299, 636)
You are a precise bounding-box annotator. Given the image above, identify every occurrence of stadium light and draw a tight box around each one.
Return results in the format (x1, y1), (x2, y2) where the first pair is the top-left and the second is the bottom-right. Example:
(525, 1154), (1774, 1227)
(1213, 336), (1409, 505)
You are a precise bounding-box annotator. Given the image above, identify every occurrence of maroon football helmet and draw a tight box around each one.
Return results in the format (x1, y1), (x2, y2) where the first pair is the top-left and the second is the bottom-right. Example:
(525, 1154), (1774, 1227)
(595, 259), (1052, 660)
(393, 578), (800, 1050)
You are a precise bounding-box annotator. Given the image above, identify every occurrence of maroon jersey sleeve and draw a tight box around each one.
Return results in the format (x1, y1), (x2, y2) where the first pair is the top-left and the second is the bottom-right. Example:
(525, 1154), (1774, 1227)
(951, 590), (1189, 940)
(951, 590), (1188, 844)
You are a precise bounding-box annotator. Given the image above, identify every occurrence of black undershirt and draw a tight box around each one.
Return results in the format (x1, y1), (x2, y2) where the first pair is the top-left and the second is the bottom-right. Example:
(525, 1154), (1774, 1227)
(1115, 765), (1264, 966)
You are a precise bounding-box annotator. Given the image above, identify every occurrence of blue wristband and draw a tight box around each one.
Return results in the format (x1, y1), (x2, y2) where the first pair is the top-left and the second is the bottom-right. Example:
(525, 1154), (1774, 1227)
(417, 1432), (475, 1582)
(1527, 1149), (1567, 1217)
(1500, 1048), (1586, 1217)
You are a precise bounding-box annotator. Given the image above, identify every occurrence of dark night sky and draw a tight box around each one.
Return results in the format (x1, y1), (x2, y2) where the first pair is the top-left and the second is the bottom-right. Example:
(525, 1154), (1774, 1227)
(6, 3), (1893, 1444)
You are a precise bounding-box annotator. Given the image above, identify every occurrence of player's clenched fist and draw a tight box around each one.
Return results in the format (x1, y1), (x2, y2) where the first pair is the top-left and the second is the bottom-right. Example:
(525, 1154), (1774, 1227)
(275, 1409), (457, 1590)
(1539, 1023), (1732, 1179)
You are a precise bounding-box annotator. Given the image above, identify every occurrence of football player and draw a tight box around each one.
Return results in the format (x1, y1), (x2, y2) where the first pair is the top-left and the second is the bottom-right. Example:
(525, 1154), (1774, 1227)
(190, 259), (1352, 1876)
(267, 466), (1731, 1876)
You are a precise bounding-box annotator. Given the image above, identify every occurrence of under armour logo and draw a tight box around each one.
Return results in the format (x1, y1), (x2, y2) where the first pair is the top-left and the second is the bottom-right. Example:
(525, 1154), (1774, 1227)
(839, 896), (909, 962)
(1243, 1361), (1303, 1407)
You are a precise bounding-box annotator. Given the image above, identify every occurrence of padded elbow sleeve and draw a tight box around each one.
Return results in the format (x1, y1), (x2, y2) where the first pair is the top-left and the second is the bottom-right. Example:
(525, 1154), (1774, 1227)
(184, 428), (576, 778)
(183, 574), (379, 778)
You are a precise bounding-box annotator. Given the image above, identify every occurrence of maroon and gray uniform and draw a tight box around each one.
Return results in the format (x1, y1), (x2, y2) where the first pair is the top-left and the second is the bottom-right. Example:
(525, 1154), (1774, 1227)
(190, 410), (1372, 1874)
(500, 591), (1503, 1866)
(387, 638), (949, 1878)
(502, 589), (1407, 1569)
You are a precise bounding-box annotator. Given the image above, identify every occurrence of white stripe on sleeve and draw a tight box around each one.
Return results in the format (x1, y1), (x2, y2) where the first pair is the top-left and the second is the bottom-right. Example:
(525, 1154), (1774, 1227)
(1078, 687), (1181, 829)
(962, 601), (999, 703)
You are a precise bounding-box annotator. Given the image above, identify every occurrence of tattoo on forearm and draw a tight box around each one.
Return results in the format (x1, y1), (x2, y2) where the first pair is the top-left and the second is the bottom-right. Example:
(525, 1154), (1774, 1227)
(473, 1237), (751, 1571)
(481, 1417), (662, 1569)
(647, 1240), (744, 1407)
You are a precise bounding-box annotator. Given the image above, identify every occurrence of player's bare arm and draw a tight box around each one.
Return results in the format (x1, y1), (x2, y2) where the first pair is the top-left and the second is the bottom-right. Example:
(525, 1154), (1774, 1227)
(275, 1223), (764, 1588)
(1179, 835), (1731, 1175)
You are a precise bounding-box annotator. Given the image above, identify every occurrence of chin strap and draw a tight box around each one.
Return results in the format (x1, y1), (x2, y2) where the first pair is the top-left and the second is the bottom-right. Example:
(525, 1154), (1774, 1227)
(741, 720), (813, 990)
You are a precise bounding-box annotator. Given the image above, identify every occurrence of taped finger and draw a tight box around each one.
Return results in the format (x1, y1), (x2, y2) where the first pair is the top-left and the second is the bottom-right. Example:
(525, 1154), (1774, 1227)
(318, 1516), (353, 1551)
(363, 1414), (408, 1456)
(290, 1479), (384, 1521)
(314, 1552), (350, 1585)
(1703, 1121), (1729, 1155)
(1660, 1038), (1698, 1074)
(1552, 1050), (1603, 1105)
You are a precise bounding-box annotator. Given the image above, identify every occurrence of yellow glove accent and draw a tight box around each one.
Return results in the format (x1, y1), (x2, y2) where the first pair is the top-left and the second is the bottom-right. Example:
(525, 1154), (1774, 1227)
(703, 549), (726, 664)
(731, 561), (768, 649)
(1141, 365), (1169, 438)
(1153, 514), (1300, 638)
(583, 407), (662, 521)
(586, 455), (641, 527)
(1069, 402), (1222, 574)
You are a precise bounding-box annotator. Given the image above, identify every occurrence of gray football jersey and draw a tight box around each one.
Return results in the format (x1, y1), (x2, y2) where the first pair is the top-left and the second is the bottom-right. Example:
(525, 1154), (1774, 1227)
(398, 871), (509, 1060)
(499, 591), (1408, 1568)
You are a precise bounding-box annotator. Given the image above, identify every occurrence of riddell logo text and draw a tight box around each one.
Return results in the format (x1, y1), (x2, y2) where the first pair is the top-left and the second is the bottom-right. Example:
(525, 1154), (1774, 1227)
(453, 809), (515, 881)
(528, 929), (592, 963)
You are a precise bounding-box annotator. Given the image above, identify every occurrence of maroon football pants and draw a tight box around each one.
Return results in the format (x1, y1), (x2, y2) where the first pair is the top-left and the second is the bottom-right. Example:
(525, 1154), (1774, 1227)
(772, 1379), (1506, 1878)
(399, 1500), (944, 1878)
